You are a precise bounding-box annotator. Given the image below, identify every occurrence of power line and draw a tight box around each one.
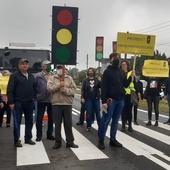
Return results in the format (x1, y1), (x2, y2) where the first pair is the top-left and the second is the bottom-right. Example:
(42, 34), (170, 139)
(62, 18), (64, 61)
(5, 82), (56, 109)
(134, 21), (170, 32)
(140, 25), (170, 34)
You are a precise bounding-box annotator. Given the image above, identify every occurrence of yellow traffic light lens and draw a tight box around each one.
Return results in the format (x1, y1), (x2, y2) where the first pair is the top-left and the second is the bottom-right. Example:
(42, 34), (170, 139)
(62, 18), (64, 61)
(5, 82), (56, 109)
(56, 29), (72, 45)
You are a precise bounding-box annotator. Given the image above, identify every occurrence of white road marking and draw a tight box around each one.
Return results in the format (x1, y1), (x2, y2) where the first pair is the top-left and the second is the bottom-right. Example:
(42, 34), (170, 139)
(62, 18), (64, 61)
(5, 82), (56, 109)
(61, 116), (108, 161)
(143, 121), (170, 131)
(93, 122), (170, 170)
(72, 108), (80, 114)
(72, 108), (170, 169)
(119, 121), (170, 146)
(17, 125), (50, 166)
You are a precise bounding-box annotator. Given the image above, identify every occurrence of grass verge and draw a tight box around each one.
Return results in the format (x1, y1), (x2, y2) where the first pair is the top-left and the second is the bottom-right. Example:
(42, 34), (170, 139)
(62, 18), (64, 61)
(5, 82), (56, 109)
(76, 89), (169, 116)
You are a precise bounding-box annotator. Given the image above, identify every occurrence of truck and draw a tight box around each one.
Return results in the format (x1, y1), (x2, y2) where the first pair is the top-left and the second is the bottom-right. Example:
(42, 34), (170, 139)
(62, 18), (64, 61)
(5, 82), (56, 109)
(0, 43), (51, 73)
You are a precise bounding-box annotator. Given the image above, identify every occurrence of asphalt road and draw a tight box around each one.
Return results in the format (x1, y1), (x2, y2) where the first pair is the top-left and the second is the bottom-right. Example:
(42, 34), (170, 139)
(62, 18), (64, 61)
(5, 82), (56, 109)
(0, 94), (170, 170)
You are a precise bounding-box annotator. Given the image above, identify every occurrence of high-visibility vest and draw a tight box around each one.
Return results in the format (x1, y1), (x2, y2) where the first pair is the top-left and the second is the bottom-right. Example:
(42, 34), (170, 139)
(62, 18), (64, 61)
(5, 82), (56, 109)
(125, 70), (135, 95)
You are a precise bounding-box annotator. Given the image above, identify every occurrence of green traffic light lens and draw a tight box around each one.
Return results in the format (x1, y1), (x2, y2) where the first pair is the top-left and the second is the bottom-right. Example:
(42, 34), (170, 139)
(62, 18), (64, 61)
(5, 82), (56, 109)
(97, 53), (103, 60)
(55, 47), (71, 63)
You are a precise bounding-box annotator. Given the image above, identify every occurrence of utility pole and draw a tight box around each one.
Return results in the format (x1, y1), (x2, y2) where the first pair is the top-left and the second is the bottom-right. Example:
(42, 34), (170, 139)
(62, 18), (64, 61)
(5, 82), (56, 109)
(86, 54), (88, 69)
(125, 31), (129, 59)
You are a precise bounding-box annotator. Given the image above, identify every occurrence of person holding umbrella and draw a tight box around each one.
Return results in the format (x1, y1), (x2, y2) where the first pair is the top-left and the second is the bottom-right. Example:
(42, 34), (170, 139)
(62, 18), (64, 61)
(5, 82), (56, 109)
(7, 59), (36, 147)
(97, 53), (134, 149)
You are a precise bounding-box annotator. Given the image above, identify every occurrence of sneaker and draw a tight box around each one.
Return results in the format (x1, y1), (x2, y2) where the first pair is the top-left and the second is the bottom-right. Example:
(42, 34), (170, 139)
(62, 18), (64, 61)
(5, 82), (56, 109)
(134, 121), (139, 125)
(146, 121), (152, 126)
(14, 141), (23, 147)
(128, 126), (133, 132)
(97, 140), (105, 149)
(109, 140), (123, 147)
(36, 137), (42, 142)
(66, 143), (79, 148)
(86, 127), (91, 132)
(154, 121), (158, 126)
(47, 135), (55, 140)
(25, 139), (36, 145)
(76, 121), (83, 125)
(6, 124), (10, 127)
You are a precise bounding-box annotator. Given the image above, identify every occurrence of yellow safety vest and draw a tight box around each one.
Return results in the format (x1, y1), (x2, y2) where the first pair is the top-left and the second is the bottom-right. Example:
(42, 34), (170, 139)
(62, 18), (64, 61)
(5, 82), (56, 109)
(125, 71), (135, 95)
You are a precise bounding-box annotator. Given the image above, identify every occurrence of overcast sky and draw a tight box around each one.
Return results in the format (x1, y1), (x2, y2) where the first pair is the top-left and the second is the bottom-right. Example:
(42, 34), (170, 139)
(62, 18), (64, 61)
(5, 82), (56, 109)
(0, 0), (170, 70)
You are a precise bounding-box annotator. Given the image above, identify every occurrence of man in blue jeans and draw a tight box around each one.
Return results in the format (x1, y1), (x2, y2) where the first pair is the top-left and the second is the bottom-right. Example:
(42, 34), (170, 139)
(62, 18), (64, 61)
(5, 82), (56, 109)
(35, 60), (55, 141)
(98, 53), (134, 149)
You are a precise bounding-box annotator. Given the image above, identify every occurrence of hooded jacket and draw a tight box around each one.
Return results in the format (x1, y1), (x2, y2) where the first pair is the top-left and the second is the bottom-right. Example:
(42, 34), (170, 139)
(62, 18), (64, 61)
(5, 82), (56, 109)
(101, 65), (131, 104)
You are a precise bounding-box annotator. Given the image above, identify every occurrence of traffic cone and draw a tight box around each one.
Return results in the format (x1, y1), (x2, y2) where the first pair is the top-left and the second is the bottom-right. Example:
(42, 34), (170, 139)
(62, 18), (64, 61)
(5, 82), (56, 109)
(84, 111), (87, 123)
(43, 112), (48, 121)
(3, 118), (6, 123)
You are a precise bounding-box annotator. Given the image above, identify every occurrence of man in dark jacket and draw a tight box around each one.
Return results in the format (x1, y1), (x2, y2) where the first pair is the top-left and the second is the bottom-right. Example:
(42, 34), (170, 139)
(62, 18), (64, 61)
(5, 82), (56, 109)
(7, 59), (36, 147)
(98, 53), (133, 149)
(35, 60), (55, 142)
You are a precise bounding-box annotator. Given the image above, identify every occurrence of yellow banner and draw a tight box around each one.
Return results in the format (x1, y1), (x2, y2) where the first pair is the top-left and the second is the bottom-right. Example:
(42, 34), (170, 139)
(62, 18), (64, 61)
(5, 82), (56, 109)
(142, 60), (169, 77)
(0, 76), (10, 94)
(117, 32), (156, 56)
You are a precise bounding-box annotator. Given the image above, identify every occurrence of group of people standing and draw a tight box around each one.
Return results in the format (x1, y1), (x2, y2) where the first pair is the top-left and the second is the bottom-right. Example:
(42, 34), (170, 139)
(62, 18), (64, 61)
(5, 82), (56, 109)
(5, 58), (78, 149)
(1, 52), (170, 151)
(77, 52), (170, 150)
(77, 53), (137, 149)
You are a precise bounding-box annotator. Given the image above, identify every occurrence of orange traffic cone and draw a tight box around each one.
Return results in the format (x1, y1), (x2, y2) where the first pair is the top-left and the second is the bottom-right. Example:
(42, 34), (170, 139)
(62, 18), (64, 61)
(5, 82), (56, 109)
(84, 111), (87, 123)
(43, 112), (48, 121)
(3, 118), (6, 123)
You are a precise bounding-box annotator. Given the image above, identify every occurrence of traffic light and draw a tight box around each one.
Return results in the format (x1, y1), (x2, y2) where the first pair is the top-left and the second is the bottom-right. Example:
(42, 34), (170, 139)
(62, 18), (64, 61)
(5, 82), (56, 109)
(95, 37), (104, 61)
(147, 35), (151, 44)
(52, 6), (78, 65)
(112, 41), (117, 53)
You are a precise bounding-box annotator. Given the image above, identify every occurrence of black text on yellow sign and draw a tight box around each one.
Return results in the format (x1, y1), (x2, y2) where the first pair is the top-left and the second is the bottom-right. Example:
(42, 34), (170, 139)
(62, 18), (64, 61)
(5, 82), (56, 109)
(117, 32), (156, 56)
(142, 60), (169, 77)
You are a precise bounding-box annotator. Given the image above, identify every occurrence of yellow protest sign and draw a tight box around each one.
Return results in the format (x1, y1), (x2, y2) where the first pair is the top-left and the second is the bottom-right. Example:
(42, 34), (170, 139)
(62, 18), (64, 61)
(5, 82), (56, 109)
(117, 32), (156, 56)
(142, 60), (169, 77)
(0, 76), (10, 94)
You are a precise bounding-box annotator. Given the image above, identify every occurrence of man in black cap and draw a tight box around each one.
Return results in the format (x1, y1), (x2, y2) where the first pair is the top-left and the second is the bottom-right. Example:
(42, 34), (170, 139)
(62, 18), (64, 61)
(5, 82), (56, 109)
(7, 59), (36, 147)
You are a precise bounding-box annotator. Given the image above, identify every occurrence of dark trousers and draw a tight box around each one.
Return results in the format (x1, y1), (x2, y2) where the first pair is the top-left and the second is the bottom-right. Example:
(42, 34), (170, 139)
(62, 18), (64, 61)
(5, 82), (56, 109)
(121, 94), (133, 126)
(133, 98), (139, 122)
(52, 105), (74, 145)
(79, 102), (95, 123)
(14, 101), (34, 143)
(0, 102), (11, 125)
(36, 102), (53, 138)
(86, 98), (101, 128)
(146, 96), (160, 121)
(79, 102), (86, 123)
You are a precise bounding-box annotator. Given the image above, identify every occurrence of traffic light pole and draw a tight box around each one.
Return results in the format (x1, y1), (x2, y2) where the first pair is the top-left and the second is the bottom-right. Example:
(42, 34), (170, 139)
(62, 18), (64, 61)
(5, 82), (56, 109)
(98, 61), (101, 76)
(86, 54), (88, 69)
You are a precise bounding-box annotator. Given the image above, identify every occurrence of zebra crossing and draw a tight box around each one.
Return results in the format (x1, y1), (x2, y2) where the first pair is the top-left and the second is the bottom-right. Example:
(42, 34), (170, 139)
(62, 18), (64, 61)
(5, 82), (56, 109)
(13, 108), (170, 169)
(72, 108), (170, 169)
